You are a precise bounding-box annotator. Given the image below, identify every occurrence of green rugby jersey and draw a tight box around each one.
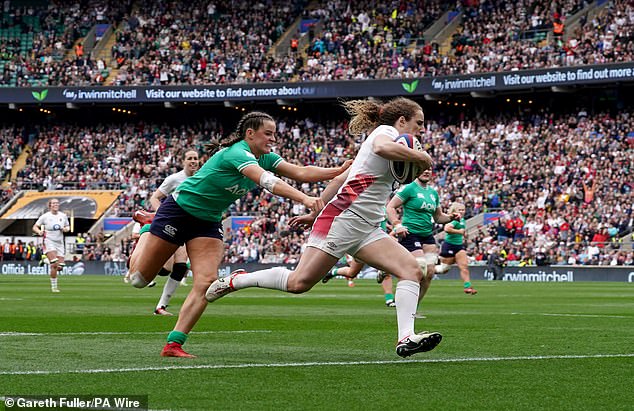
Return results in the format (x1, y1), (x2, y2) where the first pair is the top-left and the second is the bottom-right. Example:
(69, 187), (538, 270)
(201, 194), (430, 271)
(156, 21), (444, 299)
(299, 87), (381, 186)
(395, 181), (439, 236)
(174, 140), (282, 221)
(445, 218), (466, 245)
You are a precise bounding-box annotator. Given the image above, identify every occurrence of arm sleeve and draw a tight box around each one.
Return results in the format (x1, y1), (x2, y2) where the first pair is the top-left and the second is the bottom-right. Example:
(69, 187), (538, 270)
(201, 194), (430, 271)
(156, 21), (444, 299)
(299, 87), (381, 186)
(394, 183), (412, 202)
(259, 152), (283, 172)
(225, 147), (259, 173)
(157, 174), (178, 195)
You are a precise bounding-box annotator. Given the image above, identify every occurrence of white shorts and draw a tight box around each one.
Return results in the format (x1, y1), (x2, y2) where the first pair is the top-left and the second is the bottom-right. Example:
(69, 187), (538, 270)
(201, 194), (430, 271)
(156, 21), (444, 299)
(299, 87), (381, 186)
(43, 239), (65, 257)
(307, 207), (389, 259)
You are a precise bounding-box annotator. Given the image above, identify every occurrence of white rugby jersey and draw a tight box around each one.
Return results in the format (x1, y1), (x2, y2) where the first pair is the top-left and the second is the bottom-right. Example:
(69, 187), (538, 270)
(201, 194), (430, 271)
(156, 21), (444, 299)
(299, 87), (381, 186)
(35, 211), (69, 242)
(158, 170), (188, 195)
(327, 125), (398, 224)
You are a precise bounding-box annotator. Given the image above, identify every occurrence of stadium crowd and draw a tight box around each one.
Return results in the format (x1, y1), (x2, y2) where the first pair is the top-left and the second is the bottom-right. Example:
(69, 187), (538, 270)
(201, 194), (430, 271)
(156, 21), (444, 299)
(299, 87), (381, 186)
(0, 0), (133, 87)
(1, 2), (633, 267)
(2, 0), (634, 86)
(443, 0), (634, 75)
(110, 0), (307, 85)
(3, 104), (631, 267)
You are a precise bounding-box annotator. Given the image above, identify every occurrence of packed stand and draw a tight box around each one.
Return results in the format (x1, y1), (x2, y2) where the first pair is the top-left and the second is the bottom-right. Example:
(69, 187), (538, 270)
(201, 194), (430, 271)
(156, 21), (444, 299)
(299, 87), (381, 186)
(111, 0), (307, 85)
(0, 0), (132, 87)
(16, 121), (223, 216)
(8, 107), (633, 266)
(562, 0), (634, 67)
(296, 0), (453, 81)
(424, 108), (633, 266)
(217, 109), (632, 265)
(4, 0), (634, 86)
(443, 0), (634, 75)
(0, 125), (29, 205)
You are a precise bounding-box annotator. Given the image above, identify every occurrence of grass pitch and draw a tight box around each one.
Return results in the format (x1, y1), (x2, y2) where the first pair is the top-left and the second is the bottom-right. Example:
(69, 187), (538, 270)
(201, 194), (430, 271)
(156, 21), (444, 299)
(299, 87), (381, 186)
(1, 275), (633, 410)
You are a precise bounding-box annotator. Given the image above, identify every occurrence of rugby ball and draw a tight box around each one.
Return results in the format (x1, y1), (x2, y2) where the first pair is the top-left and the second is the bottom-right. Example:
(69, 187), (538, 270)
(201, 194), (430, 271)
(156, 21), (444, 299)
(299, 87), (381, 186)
(389, 134), (423, 184)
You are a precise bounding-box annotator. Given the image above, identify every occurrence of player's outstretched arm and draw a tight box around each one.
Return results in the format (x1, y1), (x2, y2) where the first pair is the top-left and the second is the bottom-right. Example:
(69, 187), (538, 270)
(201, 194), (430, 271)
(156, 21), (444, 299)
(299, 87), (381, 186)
(288, 168), (351, 228)
(242, 164), (324, 213)
(275, 159), (352, 183)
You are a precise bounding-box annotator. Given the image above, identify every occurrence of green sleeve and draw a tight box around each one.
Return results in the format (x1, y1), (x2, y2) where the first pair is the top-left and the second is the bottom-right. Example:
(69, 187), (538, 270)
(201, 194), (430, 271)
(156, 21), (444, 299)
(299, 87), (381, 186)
(224, 146), (259, 173)
(259, 152), (283, 171)
(395, 183), (412, 202)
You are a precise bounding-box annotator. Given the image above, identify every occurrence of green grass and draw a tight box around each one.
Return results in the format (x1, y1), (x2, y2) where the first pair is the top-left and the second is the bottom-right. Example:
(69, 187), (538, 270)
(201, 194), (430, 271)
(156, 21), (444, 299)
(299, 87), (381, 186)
(1, 276), (633, 410)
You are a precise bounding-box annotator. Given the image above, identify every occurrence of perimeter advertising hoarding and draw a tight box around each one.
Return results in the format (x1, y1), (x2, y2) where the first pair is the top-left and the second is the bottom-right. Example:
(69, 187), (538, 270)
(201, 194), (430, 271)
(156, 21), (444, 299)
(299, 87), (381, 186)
(3, 62), (634, 104)
(1, 261), (632, 282)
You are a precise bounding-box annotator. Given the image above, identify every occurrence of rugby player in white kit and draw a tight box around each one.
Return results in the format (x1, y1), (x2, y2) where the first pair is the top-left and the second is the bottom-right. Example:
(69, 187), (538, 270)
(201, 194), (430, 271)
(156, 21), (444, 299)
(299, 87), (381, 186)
(33, 198), (70, 292)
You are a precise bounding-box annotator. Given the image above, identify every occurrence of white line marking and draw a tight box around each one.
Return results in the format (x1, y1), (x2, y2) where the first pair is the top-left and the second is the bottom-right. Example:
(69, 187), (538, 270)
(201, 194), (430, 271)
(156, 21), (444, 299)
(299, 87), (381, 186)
(1, 353), (632, 376)
(511, 312), (629, 318)
(0, 330), (271, 337)
(0, 298), (23, 301)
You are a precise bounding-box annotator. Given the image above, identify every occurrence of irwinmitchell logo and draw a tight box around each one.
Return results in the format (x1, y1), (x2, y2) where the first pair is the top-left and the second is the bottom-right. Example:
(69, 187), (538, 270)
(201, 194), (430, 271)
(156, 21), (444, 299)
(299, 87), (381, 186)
(31, 89), (48, 101)
(504, 270), (574, 282)
(62, 89), (137, 100)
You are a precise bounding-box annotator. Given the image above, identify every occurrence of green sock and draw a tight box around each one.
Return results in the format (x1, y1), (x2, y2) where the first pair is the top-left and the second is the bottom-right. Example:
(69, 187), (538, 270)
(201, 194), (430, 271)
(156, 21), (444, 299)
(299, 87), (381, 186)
(167, 330), (188, 345)
(332, 268), (338, 276)
(385, 293), (394, 302)
(464, 282), (471, 289)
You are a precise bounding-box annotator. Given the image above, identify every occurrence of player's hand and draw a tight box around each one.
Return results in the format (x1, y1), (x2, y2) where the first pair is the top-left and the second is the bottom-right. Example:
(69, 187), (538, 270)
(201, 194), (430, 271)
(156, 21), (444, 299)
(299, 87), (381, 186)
(303, 196), (324, 214)
(338, 159), (353, 174)
(288, 213), (315, 229)
(450, 212), (461, 221)
(392, 224), (409, 237)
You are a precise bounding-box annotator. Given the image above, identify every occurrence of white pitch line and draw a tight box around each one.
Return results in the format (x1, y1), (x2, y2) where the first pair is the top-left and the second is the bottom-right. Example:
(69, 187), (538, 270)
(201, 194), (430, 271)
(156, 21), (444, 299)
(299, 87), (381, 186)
(0, 330), (271, 337)
(511, 312), (629, 318)
(1, 353), (632, 376)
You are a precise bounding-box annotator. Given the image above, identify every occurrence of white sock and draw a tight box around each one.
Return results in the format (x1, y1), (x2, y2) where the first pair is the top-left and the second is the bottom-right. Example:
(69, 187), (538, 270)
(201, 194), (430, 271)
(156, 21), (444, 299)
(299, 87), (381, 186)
(395, 280), (420, 341)
(50, 278), (58, 289)
(157, 278), (180, 309)
(232, 267), (290, 291)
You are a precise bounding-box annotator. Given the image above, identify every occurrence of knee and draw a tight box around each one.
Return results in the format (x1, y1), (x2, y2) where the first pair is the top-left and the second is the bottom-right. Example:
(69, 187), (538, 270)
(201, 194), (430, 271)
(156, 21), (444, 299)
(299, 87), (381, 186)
(170, 262), (188, 281)
(395, 258), (422, 282)
(192, 270), (217, 290)
(130, 271), (150, 288)
(286, 276), (313, 294)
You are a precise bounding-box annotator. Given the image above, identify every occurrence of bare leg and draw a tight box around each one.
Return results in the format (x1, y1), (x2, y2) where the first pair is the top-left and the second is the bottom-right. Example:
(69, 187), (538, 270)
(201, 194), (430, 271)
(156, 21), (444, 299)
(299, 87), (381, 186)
(129, 233), (179, 288)
(173, 238), (224, 333)
(381, 274), (395, 306)
(455, 251), (477, 294)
